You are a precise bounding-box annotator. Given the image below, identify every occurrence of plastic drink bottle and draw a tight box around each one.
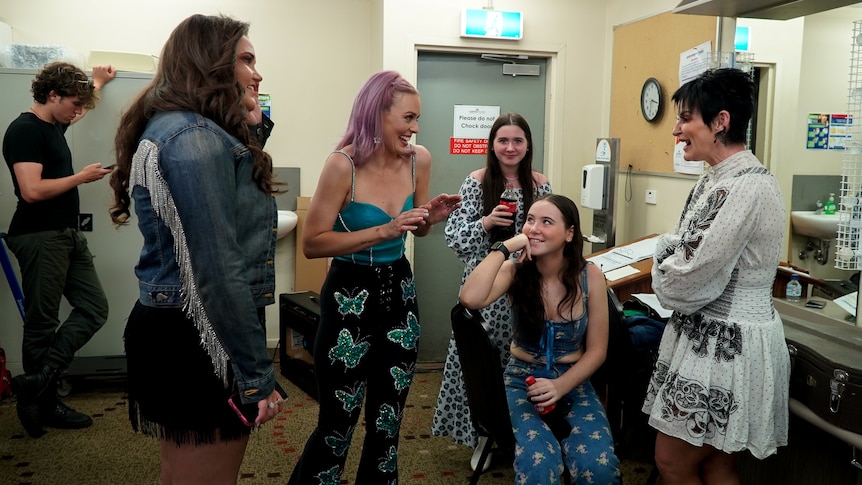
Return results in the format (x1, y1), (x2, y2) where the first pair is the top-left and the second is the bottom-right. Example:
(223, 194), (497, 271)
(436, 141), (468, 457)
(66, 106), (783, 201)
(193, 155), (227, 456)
(499, 184), (518, 214)
(493, 184), (518, 242)
(525, 375), (555, 414)
(786, 274), (802, 303)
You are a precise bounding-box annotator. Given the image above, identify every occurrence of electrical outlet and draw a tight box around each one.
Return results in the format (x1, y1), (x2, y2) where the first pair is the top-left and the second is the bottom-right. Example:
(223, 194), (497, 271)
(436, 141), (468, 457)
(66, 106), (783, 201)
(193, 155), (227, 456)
(645, 189), (658, 205)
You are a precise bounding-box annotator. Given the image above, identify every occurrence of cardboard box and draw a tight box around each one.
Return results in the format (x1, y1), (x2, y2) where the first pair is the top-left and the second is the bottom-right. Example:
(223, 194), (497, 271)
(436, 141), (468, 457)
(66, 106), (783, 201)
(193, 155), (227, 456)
(279, 292), (320, 400)
(284, 327), (314, 364)
(294, 196), (328, 293)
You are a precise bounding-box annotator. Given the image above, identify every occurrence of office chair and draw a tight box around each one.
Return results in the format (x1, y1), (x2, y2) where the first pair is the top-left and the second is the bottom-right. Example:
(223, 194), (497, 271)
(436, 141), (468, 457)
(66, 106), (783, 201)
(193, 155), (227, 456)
(450, 303), (515, 485)
(590, 286), (630, 439)
(595, 287), (660, 485)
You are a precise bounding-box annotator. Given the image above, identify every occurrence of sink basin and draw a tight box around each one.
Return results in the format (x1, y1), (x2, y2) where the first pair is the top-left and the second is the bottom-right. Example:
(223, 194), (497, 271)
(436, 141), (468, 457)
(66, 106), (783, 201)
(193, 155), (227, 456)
(791, 211), (839, 239)
(277, 210), (298, 239)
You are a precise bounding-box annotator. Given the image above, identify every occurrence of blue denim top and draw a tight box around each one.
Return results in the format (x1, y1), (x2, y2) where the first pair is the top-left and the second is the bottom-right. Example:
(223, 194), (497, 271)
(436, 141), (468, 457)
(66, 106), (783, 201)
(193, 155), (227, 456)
(129, 111), (277, 400)
(512, 266), (590, 369)
(332, 150), (415, 266)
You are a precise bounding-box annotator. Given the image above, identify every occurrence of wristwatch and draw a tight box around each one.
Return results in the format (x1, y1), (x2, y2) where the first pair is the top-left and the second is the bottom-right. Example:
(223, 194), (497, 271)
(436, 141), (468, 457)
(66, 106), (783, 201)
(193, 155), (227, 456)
(490, 241), (511, 259)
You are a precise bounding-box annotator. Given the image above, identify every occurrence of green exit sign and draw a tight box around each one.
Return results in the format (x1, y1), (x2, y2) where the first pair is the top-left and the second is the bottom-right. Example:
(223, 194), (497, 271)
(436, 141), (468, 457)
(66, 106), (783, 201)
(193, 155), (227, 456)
(461, 9), (523, 40)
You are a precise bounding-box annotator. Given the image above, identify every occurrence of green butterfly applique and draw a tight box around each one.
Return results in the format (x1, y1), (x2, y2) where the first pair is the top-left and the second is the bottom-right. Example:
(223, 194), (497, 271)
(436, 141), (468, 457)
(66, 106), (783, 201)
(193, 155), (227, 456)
(386, 311), (420, 350)
(400, 278), (416, 302)
(328, 329), (369, 368)
(375, 403), (402, 439)
(324, 426), (354, 457)
(377, 445), (398, 473)
(314, 465), (341, 485)
(389, 363), (415, 392)
(334, 289), (369, 317)
(335, 383), (366, 413)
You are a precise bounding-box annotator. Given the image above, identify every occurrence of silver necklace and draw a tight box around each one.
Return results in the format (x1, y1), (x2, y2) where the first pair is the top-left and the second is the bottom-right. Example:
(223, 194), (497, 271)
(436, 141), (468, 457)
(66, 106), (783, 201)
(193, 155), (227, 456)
(29, 108), (51, 124)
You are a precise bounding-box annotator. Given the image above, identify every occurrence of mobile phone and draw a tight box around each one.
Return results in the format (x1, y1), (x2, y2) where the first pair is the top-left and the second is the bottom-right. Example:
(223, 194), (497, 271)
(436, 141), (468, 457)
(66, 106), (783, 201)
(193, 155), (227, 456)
(228, 381), (287, 426)
(102, 164), (116, 170)
(805, 300), (826, 309)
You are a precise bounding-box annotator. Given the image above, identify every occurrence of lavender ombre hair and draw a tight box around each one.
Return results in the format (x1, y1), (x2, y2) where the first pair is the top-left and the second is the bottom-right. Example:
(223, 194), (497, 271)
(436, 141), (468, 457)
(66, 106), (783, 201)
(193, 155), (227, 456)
(336, 70), (418, 166)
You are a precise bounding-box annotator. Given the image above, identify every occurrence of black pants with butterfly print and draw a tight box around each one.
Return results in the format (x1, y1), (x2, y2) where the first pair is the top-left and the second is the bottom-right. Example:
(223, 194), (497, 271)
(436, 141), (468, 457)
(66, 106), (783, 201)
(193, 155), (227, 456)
(289, 256), (420, 485)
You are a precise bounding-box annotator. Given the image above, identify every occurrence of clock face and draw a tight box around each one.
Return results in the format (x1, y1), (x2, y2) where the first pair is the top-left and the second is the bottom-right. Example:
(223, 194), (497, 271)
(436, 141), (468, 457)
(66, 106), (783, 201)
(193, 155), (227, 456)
(641, 78), (662, 122)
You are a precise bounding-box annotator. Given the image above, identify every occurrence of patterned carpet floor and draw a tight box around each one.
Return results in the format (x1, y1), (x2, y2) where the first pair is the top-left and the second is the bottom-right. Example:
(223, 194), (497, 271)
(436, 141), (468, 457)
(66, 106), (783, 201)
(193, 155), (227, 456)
(0, 366), (657, 484)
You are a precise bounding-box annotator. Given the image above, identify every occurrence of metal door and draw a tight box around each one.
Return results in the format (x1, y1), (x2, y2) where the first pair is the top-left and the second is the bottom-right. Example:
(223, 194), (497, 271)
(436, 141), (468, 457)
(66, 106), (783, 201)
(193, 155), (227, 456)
(414, 52), (547, 362)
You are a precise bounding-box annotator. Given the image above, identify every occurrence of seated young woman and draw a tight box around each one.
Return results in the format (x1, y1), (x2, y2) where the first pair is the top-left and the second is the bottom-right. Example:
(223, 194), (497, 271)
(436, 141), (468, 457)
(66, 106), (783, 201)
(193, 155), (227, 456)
(459, 194), (621, 484)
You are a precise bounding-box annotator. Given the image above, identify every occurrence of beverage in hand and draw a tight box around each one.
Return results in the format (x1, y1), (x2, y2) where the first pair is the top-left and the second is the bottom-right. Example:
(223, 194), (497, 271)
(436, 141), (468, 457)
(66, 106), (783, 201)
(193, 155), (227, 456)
(525, 375), (556, 414)
(493, 184), (518, 242)
(499, 183), (518, 214)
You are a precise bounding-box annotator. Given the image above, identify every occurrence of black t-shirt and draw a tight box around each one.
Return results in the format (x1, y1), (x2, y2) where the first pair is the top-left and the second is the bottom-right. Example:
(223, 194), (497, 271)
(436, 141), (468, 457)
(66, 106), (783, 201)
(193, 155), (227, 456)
(3, 112), (78, 235)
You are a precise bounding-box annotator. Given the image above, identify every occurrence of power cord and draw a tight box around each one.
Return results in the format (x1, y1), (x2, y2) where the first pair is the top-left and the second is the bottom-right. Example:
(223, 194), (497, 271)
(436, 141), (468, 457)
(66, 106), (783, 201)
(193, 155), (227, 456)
(625, 164), (633, 203)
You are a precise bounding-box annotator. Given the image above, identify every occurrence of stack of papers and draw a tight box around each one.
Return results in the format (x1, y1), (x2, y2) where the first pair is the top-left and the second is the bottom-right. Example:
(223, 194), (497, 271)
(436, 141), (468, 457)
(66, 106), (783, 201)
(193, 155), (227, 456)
(588, 235), (660, 274)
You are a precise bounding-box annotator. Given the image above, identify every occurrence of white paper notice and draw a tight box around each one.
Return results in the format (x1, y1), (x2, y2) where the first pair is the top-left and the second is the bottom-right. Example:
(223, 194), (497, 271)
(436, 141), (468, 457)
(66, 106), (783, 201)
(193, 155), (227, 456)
(605, 265), (640, 282)
(673, 139), (705, 175)
(632, 293), (673, 319)
(452, 105), (500, 139)
(679, 41), (711, 86)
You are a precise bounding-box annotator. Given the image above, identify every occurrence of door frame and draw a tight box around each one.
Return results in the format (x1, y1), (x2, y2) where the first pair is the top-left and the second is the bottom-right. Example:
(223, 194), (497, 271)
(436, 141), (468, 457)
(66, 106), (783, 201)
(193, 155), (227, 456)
(402, 42), (565, 261)
(753, 62), (776, 171)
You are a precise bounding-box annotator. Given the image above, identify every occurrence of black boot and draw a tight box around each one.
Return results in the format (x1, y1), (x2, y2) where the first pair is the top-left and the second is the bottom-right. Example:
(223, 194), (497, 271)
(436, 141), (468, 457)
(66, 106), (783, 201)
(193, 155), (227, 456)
(40, 395), (93, 429)
(15, 397), (46, 438)
(11, 364), (60, 399)
(10, 365), (59, 438)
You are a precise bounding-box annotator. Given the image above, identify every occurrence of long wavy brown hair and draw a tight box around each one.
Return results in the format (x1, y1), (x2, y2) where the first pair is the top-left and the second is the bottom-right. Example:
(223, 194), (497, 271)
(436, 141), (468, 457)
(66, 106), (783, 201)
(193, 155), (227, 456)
(109, 14), (274, 225)
(509, 194), (586, 343)
(481, 113), (539, 243)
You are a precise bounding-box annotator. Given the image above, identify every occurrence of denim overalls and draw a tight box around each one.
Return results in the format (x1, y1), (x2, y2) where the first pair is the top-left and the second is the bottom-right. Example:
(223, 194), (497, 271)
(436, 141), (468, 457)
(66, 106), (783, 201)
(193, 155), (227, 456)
(504, 265), (621, 484)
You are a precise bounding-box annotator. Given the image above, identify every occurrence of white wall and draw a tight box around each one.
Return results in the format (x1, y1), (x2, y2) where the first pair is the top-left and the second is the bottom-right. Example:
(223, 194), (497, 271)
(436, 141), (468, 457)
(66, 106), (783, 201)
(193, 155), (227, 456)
(378, 0), (609, 207)
(604, 0), (706, 245)
(739, 9), (861, 281)
(0, 0), (377, 350)
(604, 3), (861, 283)
(2, 0), (861, 358)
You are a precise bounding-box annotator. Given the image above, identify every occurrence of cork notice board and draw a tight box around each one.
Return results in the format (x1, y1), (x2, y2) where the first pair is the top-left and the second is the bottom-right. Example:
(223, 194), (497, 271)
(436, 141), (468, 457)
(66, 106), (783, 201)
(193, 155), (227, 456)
(610, 11), (717, 175)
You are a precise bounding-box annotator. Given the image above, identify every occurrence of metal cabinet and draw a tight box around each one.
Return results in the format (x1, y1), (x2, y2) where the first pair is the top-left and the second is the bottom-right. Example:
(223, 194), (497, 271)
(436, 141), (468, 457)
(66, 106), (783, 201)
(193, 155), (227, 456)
(0, 68), (151, 376)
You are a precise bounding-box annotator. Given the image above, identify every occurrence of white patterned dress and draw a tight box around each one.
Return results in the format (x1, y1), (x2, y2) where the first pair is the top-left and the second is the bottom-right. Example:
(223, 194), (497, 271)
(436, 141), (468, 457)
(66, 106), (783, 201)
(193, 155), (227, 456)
(431, 176), (552, 446)
(641, 150), (790, 459)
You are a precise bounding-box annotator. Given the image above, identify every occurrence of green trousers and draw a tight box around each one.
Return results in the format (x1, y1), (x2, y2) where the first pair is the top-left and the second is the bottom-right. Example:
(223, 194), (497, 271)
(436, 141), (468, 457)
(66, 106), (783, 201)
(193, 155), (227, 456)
(5, 229), (108, 373)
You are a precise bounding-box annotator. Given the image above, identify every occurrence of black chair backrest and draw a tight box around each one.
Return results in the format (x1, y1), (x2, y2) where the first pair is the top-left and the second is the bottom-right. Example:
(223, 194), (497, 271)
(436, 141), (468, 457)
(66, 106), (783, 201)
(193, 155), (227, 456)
(591, 286), (632, 390)
(450, 303), (515, 453)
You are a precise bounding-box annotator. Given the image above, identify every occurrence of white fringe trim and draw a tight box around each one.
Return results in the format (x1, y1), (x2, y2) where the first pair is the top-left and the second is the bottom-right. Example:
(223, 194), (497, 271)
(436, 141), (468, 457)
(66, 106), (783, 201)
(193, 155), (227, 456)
(130, 139), (230, 388)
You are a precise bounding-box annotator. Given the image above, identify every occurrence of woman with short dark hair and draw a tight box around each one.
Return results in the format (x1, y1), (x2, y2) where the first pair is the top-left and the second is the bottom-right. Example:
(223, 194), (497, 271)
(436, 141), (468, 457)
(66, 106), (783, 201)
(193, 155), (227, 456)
(643, 67), (790, 484)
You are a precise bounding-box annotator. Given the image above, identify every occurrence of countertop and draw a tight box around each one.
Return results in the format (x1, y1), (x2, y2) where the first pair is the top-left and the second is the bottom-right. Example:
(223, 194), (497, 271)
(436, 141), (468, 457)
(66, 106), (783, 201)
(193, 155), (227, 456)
(774, 297), (862, 448)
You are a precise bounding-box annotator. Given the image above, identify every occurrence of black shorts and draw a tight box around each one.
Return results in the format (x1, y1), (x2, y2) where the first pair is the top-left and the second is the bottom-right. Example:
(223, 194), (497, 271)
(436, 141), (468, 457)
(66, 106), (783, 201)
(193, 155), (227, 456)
(123, 301), (256, 445)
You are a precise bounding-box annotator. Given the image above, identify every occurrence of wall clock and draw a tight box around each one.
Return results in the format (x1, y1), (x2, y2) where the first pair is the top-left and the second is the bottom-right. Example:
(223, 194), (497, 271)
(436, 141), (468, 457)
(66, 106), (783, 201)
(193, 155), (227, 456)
(640, 77), (662, 123)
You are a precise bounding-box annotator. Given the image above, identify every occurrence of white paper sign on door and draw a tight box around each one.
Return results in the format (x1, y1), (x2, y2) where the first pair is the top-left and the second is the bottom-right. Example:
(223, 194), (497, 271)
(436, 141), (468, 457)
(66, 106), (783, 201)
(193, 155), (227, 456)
(453, 105), (500, 139)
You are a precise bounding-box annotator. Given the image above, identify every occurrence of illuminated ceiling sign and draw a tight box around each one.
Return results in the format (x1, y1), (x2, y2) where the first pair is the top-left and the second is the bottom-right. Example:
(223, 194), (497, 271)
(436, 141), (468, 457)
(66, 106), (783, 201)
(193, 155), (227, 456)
(735, 25), (750, 51)
(461, 9), (523, 40)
